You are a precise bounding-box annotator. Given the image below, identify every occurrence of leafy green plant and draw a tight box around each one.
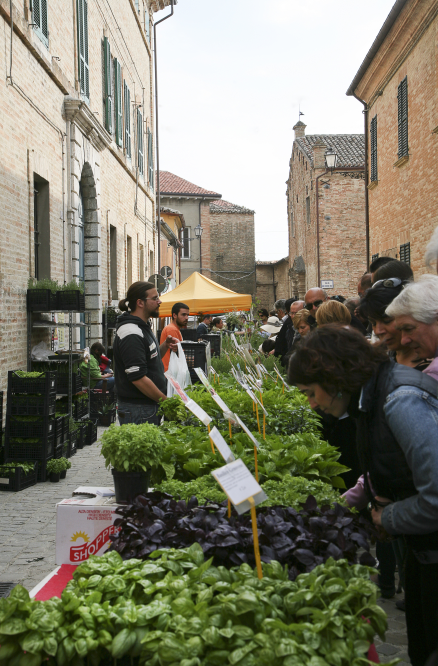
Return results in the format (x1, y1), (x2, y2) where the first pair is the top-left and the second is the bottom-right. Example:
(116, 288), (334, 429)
(0, 462), (35, 477)
(14, 371), (44, 378)
(46, 459), (66, 474)
(98, 402), (115, 416)
(100, 423), (168, 478)
(27, 277), (59, 293)
(59, 279), (84, 293)
(0, 547), (390, 666)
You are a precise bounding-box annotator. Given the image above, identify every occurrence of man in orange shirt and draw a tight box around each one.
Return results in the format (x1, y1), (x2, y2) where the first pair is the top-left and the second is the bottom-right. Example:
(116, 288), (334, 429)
(160, 302), (190, 372)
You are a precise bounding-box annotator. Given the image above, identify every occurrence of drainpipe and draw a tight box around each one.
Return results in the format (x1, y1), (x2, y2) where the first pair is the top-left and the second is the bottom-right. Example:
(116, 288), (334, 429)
(352, 93), (370, 270)
(315, 169), (329, 287)
(62, 132), (66, 283)
(154, 0), (174, 273)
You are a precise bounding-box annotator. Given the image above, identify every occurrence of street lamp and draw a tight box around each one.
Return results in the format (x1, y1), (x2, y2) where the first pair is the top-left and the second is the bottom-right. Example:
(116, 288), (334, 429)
(194, 224), (203, 239)
(325, 147), (338, 170)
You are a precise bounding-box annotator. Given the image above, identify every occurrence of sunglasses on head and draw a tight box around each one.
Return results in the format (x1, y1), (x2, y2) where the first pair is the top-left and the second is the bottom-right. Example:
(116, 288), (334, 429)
(305, 300), (323, 310)
(372, 278), (402, 289)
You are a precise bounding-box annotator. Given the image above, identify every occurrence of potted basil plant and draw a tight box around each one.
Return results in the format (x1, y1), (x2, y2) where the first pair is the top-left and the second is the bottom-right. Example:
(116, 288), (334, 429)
(100, 423), (168, 503)
(46, 459), (65, 483)
(59, 457), (72, 479)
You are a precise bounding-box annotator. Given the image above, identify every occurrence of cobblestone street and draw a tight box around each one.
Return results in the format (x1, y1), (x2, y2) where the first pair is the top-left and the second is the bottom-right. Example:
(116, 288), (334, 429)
(0, 426), (411, 663)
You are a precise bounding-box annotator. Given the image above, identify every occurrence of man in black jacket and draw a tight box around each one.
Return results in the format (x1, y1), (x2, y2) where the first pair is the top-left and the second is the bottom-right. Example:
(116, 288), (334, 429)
(113, 281), (179, 425)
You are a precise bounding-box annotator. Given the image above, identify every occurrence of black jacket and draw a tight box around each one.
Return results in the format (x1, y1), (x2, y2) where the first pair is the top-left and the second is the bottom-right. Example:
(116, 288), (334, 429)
(113, 313), (166, 405)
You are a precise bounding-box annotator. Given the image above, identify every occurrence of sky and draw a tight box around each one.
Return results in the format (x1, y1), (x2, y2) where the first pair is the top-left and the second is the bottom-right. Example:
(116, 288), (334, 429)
(155, 0), (395, 261)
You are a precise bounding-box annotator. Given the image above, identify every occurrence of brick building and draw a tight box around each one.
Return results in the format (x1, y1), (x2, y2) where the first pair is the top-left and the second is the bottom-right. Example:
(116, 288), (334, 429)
(256, 258), (289, 311)
(0, 0), (168, 394)
(287, 123), (366, 298)
(347, 0), (438, 274)
(160, 171), (256, 297)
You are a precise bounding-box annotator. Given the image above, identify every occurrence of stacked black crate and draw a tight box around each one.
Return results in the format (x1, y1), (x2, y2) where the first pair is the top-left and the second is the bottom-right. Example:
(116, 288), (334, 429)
(5, 371), (57, 481)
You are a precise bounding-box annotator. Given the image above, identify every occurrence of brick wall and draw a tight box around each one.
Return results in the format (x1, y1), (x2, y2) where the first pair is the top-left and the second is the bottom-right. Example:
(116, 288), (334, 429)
(288, 141), (366, 299)
(0, 0), (155, 397)
(353, 1), (438, 275)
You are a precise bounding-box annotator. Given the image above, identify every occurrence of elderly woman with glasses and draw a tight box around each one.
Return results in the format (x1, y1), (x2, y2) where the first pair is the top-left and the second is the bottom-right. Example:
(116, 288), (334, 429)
(288, 324), (438, 666)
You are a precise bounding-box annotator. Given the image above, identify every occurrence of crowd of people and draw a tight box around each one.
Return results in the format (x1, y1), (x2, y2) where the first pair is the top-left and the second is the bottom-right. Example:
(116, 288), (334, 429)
(256, 249), (438, 666)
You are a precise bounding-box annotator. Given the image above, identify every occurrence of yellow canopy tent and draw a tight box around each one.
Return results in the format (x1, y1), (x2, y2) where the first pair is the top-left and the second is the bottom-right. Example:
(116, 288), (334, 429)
(158, 271), (252, 317)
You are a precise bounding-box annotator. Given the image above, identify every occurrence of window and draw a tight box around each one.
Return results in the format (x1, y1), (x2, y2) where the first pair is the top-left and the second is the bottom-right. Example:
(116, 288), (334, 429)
(139, 244), (145, 281)
(371, 253), (379, 264)
(32, 0), (49, 47)
(145, 14), (150, 43)
(124, 82), (131, 158)
(110, 225), (118, 300)
(400, 242), (410, 265)
(33, 175), (50, 279)
(397, 77), (408, 158)
(149, 250), (154, 276)
(127, 235), (132, 287)
(306, 196), (310, 226)
(137, 109), (144, 175)
(77, 0), (89, 101)
(370, 115), (378, 182)
(181, 228), (190, 259)
(114, 59), (122, 147)
(147, 128), (154, 188)
(103, 37), (112, 133)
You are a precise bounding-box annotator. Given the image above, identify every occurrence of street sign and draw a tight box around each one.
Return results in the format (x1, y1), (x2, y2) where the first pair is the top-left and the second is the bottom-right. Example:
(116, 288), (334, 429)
(321, 280), (334, 290)
(148, 273), (166, 294)
(160, 266), (172, 278)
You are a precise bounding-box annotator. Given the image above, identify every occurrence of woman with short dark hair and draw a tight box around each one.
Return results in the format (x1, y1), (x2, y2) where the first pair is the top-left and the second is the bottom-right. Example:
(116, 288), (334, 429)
(288, 325), (438, 666)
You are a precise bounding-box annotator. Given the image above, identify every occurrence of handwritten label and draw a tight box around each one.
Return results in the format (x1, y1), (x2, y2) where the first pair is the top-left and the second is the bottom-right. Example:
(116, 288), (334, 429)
(212, 459), (267, 515)
(165, 372), (190, 404)
(234, 415), (261, 449)
(194, 368), (230, 412)
(209, 426), (235, 463)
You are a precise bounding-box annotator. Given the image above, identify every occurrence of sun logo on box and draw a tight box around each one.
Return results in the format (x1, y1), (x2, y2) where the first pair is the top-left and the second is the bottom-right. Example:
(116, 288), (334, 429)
(71, 531), (89, 543)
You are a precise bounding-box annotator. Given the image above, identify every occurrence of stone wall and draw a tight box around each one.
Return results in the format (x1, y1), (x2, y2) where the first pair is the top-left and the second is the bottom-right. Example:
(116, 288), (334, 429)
(256, 259), (289, 311)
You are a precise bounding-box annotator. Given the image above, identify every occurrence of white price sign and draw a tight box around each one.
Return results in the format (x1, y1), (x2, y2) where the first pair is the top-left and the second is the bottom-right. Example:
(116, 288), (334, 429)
(234, 415), (261, 449)
(209, 426), (235, 463)
(212, 459), (267, 515)
(194, 367), (230, 412)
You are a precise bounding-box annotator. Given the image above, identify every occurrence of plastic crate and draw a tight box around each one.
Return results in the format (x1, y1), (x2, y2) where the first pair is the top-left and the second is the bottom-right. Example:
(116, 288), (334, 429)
(8, 417), (54, 439)
(85, 420), (98, 445)
(180, 341), (209, 380)
(5, 434), (55, 461)
(56, 290), (85, 312)
(0, 462), (38, 492)
(36, 458), (52, 482)
(55, 442), (69, 459)
(27, 289), (57, 312)
(181, 328), (199, 342)
(9, 371), (57, 396)
(54, 416), (64, 445)
(68, 431), (77, 457)
(201, 333), (221, 357)
(57, 373), (82, 395)
(9, 394), (56, 417)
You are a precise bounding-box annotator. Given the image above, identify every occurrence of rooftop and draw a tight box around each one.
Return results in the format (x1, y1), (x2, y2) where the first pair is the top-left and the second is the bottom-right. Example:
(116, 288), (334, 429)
(160, 205), (185, 226)
(295, 134), (365, 168)
(158, 171), (221, 198)
(210, 199), (255, 214)
(150, 0), (177, 13)
(256, 257), (288, 266)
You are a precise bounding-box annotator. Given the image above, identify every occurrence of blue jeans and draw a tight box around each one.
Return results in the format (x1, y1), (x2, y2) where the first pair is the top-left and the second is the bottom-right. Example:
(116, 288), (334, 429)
(117, 400), (161, 426)
(94, 377), (115, 393)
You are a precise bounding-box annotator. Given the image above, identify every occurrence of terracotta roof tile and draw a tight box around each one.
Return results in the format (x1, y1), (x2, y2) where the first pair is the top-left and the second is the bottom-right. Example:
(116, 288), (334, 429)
(158, 171), (221, 197)
(296, 134), (365, 168)
(210, 199), (254, 214)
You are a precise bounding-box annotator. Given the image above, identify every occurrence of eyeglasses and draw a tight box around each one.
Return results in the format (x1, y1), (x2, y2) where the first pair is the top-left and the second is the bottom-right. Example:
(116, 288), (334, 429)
(305, 300), (323, 310)
(372, 278), (402, 289)
(145, 296), (161, 302)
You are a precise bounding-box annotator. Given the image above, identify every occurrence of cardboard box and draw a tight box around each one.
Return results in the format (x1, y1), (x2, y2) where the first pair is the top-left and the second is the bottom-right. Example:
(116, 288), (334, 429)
(56, 496), (120, 565)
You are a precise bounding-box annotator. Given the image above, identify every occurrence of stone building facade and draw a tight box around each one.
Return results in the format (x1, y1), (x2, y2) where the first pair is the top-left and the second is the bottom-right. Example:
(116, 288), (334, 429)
(160, 206), (185, 290)
(0, 0), (169, 394)
(256, 258), (289, 311)
(160, 171), (256, 297)
(347, 0), (438, 275)
(287, 123), (366, 299)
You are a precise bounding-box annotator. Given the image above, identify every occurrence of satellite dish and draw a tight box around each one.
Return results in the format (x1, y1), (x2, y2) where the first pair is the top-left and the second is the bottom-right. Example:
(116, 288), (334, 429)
(160, 266), (172, 278)
(148, 274), (167, 294)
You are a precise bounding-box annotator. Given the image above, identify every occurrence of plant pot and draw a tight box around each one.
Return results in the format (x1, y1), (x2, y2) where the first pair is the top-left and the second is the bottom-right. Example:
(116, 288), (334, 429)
(112, 469), (151, 504)
(60, 470), (67, 479)
(98, 413), (112, 427)
(49, 472), (61, 482)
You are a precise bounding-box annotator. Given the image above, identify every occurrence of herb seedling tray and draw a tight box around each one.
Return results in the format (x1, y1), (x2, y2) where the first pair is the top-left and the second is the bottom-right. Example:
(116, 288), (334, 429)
(9, 371), (57, 395)
(56, 290), (85, 312)
(0, 462), (38, 492)
(26, 289), (57, 312)
(8, 418), (54, 438)
(8, 394), (56, 417)
(6, 434), (55, 460)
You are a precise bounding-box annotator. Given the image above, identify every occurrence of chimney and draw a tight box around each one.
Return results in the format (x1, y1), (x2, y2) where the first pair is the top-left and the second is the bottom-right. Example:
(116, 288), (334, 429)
(312, 139), (326, 170)
(293, 121), (306, 139)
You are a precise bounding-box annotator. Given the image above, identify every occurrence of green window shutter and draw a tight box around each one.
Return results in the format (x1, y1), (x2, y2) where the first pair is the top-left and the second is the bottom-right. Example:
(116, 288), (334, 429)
(137, 109), (144, 175)
(370, 115), (377, 182)
(77, 0), (90, 101)
(400, 242), (410, 266)
(104, 37), (112, 133)
(124, 82), (131, 158)
(114, 58), (122, 146)
(32, 0), (49, 47)
(147, 129), (154, 188)
(397, 77), (408, 158)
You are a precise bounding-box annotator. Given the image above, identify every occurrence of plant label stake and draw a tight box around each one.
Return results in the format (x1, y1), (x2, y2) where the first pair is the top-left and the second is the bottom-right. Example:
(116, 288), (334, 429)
(211, 460), (266, 577)
(234, 415), (261, 482)
(165, 372), (214, 449)
(194, 367), (229, 412)
(208, 426), (235, 517)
